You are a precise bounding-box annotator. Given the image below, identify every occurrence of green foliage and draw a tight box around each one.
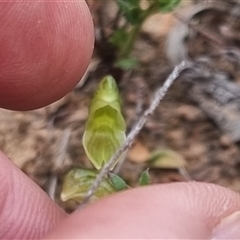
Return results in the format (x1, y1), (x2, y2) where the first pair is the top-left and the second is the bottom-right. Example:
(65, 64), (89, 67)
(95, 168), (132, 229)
(83, 75), (126, 170)
(116, 0), (142, 24)
(109, 28), (129, 47)
(115, 57), (139, 70)
(139, 169), (151, 186)
(154, 0), (181, 12)
(110, 0), (181, 69)
(109, 173), (129, 191)
(115, 0), (180, 24)
(148, 149), (187, 169)
(61, 168), (116, 203)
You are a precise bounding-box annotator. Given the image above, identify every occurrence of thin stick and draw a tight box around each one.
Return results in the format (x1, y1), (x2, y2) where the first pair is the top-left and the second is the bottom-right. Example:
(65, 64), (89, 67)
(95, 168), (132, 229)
(80, 62), (187, 206)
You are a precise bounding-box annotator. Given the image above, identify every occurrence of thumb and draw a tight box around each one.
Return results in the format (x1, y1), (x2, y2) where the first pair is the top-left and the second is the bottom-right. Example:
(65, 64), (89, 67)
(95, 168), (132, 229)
(0, 151), (67, 239)
(45, 182), (240, 239)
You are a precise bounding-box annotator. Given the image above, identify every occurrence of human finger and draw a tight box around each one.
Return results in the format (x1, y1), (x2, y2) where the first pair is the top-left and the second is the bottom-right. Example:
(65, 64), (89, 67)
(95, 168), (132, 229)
(0, 0), (94, 110)
(0, 151), (67, 239)
(45, 182), (240, 239)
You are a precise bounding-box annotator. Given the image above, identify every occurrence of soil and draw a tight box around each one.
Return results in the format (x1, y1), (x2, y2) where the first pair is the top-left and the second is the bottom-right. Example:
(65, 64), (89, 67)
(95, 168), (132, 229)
(1, 0), (240, 211)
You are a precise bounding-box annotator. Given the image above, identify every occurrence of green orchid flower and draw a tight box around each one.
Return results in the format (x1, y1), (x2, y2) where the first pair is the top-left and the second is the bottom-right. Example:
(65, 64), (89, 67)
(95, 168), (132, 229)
(83, 75), (126, 170)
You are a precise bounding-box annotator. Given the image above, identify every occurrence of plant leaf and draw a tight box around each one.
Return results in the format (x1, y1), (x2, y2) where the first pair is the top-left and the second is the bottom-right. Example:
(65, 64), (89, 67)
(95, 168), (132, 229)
(109, 28), (129, 49)
(155, 0), (181, 12)
(109, 173), (129, 191)
(116, 0), (143, 24)
(148, 149), (187, 169)
(61, 167), (116, 203)
(115, 57), (139, 70)
(128, 141), (150, 163)
(83, 76), (126, 170)
(139, 168), (151, 186)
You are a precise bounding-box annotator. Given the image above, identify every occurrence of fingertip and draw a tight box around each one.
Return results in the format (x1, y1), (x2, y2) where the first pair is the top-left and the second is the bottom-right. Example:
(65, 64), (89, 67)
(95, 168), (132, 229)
(0, 151), (67, 239)
(0, 0), (94, 110)
(45, 182), (240, 239)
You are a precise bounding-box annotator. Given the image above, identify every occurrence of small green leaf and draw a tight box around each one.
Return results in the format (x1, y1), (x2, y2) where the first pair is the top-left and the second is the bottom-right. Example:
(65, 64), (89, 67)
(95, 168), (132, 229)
(109, 29), (129, 49)
(83, 76), (126, 170)
(115, 57), (139, 70)
(155, 0), (181, 12)
(61, 167), (116, 203)
(109, 173), (129, 191)
(116, 0), (143, 24)
(139, 169), (151, 186)
(148, 149), (187, 169)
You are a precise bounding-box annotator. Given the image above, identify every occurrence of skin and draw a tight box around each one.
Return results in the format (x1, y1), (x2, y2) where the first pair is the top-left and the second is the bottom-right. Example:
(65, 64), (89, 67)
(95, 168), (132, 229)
(0, 0), (93, 110)
(0, 1), (240, 239)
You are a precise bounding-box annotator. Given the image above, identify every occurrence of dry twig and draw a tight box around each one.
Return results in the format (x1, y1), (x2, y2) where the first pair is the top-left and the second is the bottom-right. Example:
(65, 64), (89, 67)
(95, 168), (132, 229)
(80, 61), (187, 206)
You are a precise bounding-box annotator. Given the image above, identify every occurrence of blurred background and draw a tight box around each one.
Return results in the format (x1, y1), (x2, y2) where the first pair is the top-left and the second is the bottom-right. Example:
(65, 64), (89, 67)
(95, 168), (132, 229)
(1, 0), (240, 210)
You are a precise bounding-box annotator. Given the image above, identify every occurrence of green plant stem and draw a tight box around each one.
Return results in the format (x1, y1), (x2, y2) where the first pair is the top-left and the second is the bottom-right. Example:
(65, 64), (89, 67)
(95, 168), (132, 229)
(118, 4), (157, 60)
(119, 23), (142, 60)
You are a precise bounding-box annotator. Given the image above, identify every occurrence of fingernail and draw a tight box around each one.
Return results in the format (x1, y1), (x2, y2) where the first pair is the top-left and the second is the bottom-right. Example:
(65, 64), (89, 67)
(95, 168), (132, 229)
(212, 211), (240, 239)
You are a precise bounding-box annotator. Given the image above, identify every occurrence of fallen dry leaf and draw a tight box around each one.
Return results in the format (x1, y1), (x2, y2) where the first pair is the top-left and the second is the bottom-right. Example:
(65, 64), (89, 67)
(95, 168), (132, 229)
(148, 149), (187, 169)
(128, 141), (150, 163)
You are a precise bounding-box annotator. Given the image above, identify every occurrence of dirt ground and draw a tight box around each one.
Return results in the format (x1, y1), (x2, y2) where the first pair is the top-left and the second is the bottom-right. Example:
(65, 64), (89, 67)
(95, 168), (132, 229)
(1, 0), (240, 211)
